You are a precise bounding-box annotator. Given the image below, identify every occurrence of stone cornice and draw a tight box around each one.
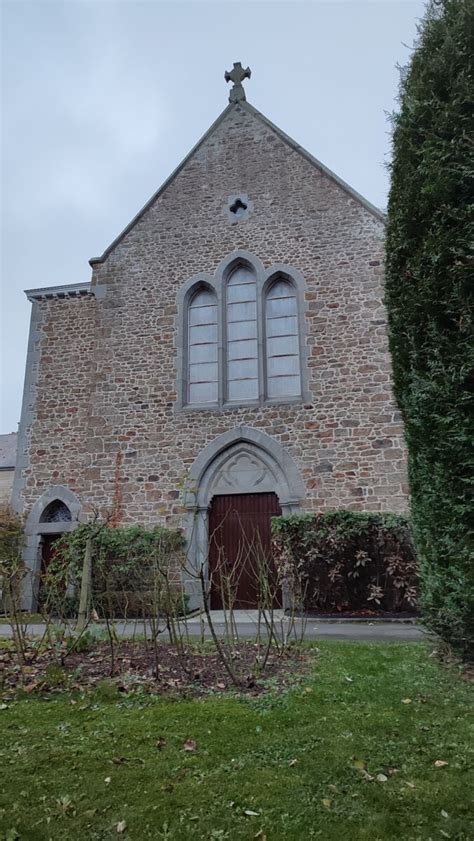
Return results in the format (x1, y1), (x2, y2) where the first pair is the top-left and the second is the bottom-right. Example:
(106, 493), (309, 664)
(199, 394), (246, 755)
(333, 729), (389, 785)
(25, 282), (92, 302)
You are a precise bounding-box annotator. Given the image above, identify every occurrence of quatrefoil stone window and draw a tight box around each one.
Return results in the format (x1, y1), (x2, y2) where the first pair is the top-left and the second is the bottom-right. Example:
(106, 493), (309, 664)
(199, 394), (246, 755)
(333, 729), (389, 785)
(225, 193), (253, 224)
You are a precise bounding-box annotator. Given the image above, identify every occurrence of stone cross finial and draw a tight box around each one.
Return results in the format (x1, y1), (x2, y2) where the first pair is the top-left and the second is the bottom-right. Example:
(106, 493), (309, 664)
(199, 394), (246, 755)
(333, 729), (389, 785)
(225, 62), (251, 103)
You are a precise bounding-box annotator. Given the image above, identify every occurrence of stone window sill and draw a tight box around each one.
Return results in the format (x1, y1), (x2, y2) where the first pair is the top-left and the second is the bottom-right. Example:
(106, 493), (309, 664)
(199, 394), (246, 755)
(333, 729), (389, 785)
(176, 396), (306, 413)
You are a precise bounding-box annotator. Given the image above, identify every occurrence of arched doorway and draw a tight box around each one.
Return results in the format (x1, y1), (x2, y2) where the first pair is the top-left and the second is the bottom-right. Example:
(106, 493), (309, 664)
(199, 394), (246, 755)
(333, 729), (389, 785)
(37, 499), (72, 607)
(183, 427), (305, 610)
(22, 486), (81, 610)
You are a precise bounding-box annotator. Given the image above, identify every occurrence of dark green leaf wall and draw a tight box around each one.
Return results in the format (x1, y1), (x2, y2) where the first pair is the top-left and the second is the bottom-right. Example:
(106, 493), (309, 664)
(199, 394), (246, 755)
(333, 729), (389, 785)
(385, 0), (474, 656)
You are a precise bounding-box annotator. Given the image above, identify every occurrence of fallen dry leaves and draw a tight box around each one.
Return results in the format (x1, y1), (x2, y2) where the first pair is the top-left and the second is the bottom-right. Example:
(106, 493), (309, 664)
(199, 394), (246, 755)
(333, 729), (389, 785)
(0, 640), (310, 699)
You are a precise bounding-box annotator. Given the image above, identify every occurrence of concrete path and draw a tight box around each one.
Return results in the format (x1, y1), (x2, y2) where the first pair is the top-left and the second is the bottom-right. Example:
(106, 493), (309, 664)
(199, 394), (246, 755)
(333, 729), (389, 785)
(0, 611), (429, 642)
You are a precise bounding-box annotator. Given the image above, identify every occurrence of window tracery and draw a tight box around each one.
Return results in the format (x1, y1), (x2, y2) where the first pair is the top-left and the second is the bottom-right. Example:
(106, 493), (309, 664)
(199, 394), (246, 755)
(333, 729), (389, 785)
(180, 255), (305, 408)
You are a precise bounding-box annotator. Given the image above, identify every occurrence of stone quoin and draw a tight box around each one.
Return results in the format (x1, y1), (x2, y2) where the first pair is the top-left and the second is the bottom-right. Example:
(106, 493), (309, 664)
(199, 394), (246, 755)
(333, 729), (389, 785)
(13, 65), (409, 609)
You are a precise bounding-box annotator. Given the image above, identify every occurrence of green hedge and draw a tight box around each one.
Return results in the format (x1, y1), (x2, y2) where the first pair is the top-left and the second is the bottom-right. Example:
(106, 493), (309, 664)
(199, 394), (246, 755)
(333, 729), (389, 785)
(272, 511), (417, 614)
(44, 524), (186, 618)
(385, 0), (474, 656)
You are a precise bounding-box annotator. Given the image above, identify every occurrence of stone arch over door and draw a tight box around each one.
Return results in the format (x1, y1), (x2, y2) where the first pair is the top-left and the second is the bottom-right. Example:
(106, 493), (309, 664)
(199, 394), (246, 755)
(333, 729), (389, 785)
(183, 427), (305, 608)
(22, 485), (81, 610)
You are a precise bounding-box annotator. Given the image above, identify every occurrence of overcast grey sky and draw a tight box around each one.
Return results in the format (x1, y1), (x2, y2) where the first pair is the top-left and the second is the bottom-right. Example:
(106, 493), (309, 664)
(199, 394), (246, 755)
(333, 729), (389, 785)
(1, 0), (426, 434)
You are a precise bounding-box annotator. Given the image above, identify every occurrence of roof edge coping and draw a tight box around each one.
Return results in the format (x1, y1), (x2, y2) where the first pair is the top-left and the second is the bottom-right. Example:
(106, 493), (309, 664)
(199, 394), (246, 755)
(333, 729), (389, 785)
(89, 102), (235, 266)
(88, 97), (385, 268)
(25, 282), (92, 302)
(241, 102), (386, 223)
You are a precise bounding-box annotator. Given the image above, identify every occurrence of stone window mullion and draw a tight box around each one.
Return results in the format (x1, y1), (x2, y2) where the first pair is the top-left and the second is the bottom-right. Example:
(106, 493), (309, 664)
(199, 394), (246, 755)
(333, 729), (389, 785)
(257, 274), (265, 405)
(217, 283), (225, 408)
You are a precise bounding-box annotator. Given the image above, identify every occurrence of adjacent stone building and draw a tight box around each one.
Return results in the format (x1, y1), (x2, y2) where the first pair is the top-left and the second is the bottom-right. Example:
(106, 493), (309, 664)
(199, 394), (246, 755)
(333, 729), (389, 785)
(0, 432), (17, 505)
(13, 66), (409, 609)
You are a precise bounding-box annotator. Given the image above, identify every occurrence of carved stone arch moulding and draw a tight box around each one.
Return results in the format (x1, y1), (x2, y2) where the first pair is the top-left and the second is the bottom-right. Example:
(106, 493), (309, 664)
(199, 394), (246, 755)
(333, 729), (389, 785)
(215, 249), (265, 282)
(177, 272), (218, 310)
(185, 426), (305, 510)
(202, 444), (280, 501)
(25, 485), (82, 536)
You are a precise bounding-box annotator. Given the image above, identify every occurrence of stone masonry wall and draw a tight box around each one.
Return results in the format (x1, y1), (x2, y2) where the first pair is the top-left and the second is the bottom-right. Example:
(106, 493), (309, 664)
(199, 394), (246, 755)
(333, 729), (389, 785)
(18, 102), (409, 524)
(19, 295), (96, 510)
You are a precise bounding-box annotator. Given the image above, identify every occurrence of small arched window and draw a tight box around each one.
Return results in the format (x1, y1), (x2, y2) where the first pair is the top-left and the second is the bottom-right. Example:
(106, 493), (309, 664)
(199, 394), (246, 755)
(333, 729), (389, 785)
(265, 279), (301, 398)
(226, 265), (258, 402)
(187, 286), (218, 404)
(39, 500), (72, 523)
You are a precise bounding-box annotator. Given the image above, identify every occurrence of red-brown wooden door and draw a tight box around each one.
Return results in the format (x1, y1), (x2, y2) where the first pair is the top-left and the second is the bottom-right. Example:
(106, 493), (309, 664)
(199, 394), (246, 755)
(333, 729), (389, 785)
(208, 493), (282, 609)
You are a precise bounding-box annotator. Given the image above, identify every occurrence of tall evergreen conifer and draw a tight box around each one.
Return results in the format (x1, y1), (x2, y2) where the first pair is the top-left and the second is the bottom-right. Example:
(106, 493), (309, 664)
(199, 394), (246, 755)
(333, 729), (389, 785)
(385, 0), (474, 657)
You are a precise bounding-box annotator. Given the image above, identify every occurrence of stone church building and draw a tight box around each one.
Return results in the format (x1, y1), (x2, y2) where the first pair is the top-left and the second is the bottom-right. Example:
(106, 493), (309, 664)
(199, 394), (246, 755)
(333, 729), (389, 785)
(13, 65), (409, 609)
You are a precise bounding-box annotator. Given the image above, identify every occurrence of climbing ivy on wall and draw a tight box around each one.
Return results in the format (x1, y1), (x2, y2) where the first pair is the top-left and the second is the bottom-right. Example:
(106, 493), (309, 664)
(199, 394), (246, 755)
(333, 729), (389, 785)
(385, 0), (474, 656)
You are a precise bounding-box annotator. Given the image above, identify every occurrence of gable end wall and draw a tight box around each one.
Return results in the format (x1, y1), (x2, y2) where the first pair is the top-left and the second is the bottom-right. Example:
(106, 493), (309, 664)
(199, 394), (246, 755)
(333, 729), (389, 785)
(18, 103), (409, 525)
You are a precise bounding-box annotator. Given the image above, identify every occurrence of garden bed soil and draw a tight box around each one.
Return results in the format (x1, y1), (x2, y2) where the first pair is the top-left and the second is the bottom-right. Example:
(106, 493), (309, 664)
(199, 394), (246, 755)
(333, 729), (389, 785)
(0, 640), (310, 698)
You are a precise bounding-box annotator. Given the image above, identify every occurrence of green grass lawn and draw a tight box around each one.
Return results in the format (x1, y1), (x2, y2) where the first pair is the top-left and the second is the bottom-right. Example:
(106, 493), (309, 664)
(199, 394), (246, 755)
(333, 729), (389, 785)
(0, 642), (472, 840)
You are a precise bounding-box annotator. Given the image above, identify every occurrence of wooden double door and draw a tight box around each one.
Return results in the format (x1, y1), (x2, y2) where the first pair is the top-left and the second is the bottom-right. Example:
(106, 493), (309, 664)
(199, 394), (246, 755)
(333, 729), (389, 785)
(208, 492), (282, 609)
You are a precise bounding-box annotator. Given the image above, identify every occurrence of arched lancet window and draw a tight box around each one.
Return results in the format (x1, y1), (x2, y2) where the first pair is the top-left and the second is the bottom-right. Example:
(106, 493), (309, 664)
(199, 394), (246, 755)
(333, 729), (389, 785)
(39, 500), (72, 523)
(187, 286), (218, 404)
(265, 279), (301, 398)
(180, 255), (305, 409)
(226, 265), (258, 402)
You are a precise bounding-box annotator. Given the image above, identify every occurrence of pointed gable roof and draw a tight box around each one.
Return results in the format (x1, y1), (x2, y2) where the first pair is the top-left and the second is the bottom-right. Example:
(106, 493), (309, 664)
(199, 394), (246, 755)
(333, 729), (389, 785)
(89, 100), (385, 267)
